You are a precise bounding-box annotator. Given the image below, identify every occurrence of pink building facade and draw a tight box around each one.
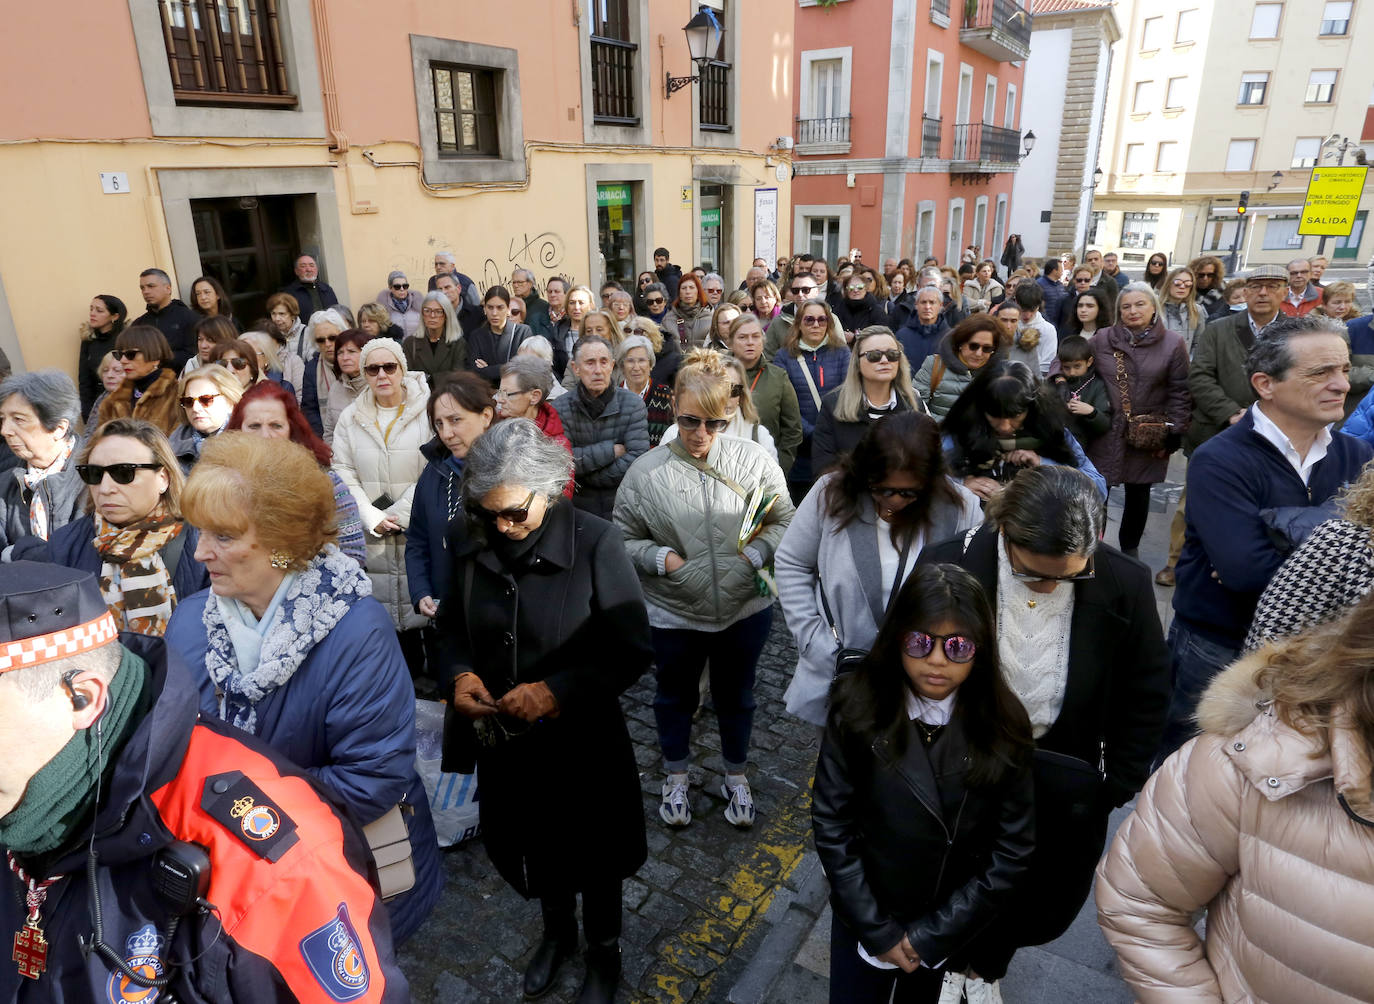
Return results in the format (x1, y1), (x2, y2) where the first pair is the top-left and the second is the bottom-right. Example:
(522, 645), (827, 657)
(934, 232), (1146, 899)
(790, 0), (1031, 267)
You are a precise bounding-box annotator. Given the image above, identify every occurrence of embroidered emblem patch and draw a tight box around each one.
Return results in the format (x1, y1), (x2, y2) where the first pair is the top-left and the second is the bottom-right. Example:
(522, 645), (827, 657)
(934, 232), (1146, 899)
(201, 772), (299, 862)
(105, 924), (164, 1003)
(299, 903), (371, 1002)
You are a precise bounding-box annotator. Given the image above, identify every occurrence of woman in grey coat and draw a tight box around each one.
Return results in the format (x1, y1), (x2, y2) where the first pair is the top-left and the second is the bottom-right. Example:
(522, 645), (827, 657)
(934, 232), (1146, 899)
(0, 370), (85, 556)
(776, 412), (981, 726)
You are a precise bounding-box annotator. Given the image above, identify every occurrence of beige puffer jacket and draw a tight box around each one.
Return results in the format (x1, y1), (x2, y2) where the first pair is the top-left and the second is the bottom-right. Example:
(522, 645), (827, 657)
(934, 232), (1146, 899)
(613, 438), (793, 629)
(1095, 650), (1374, 1003)
(330, 376), (431, 632)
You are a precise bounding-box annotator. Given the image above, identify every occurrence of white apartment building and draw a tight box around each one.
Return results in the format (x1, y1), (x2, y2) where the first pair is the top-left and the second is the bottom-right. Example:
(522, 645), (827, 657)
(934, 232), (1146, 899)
(1092, 0), (1374, 271)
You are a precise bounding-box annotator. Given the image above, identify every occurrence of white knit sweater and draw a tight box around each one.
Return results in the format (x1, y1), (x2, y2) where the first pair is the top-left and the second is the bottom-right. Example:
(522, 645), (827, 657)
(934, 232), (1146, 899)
(995, 538), (1073, 738)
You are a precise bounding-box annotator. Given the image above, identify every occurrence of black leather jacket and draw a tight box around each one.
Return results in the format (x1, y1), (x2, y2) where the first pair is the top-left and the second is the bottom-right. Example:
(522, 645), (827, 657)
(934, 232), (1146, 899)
(812, 712), (1034, 965)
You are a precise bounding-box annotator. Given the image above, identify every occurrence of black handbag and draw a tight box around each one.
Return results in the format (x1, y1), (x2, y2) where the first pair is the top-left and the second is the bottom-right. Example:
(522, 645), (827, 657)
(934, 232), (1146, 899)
(817, 533), (912, 677)
(1031, 744), (1106, 820)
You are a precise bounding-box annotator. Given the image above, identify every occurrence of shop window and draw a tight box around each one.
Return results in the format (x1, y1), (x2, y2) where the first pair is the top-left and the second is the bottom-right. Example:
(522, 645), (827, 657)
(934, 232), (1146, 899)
(1121, 212), (1158, 249)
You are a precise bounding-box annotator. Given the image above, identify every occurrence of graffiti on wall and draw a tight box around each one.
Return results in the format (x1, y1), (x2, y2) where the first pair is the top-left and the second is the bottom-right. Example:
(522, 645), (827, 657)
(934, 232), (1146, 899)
(401, 232), (576, 295)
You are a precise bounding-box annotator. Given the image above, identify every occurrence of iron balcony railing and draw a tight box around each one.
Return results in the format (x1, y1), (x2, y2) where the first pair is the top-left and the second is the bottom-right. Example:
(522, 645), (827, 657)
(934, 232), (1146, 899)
(796, 116), (851, 146)
(590, 36), (638, 124)
(962, 0), (1033, 48)
(951, 122), (1022, 163)
(921, 116), (942, 157)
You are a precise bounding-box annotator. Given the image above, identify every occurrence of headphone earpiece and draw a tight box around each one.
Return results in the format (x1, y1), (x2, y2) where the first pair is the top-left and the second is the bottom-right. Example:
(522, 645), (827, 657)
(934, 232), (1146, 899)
(62, 672), (91, 711)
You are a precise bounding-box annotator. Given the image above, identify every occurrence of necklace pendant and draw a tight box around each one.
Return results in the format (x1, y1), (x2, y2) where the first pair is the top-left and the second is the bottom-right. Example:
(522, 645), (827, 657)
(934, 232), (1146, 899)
(1027, 599), (1037, 608)
(13, 919), (48, 980)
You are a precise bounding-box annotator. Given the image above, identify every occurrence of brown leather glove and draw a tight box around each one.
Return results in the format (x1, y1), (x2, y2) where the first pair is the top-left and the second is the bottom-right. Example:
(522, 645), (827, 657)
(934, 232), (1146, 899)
(452, 672), (498, 718)
(497, 681), (559, 722)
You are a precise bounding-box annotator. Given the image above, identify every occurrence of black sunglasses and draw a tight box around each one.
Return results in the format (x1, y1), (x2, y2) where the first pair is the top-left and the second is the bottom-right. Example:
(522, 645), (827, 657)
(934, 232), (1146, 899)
(315, 334), (338, 345)
(466, 489), (536, 525)
(179, 393), (220, 409)
(1006, 541), (1096, 584)
(790, 286), (815, 295)
(860, 348), (902, 363)
(219, 357), (249, 371)
(391, 283), (409, 291)
(115, 349), (143, 361)
(676, 415), (729, 433)
(364, 362), (399, 376)
(646, 297), (665, 306)
(76, 462), (162, 486)
(964, 342), (996, 355)
(871, 486), (923, 499)
(903, 631), (977, 663)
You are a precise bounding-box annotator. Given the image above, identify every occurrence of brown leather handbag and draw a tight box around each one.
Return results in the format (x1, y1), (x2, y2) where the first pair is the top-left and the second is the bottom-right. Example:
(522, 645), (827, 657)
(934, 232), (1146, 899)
(1113, 350), (1169, 452)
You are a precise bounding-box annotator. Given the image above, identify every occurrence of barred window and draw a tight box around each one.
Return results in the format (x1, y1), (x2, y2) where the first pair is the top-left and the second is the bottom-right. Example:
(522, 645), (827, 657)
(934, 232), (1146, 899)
(157, 0), (296, 107)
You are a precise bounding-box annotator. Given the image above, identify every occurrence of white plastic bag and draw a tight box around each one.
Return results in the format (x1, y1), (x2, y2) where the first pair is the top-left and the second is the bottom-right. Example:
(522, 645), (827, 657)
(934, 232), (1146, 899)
(414, 699), (481, 847)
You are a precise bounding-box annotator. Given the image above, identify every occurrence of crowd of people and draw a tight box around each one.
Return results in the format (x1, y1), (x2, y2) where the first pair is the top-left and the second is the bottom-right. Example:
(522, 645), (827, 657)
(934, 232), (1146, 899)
(1, 241), (1373, 1004)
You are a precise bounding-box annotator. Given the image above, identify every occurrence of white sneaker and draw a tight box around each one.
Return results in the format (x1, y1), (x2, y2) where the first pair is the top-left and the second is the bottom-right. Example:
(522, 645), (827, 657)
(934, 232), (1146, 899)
(937, 971), (966, 1004)
(721, 779), (756, 828)
(659, 776), (691, 827)
(963, 975), (1003, 1004)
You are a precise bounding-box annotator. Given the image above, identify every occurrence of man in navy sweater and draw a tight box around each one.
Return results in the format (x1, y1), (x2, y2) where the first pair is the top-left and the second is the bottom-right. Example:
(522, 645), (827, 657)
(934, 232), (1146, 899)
(1159, 314), (1373, 761)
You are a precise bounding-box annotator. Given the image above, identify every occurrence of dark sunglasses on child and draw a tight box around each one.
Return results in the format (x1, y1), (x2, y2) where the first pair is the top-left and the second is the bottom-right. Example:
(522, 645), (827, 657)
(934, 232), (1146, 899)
(75, 462), (162, 486)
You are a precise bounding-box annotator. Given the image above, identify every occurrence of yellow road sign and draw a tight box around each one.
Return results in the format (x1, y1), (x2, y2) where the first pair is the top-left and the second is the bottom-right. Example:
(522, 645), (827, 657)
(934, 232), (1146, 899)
(1298, 166), (1369, 236)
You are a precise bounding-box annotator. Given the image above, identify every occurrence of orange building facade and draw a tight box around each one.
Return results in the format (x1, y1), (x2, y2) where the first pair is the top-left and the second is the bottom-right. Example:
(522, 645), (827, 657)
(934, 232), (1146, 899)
(790, 0), (1031, 267)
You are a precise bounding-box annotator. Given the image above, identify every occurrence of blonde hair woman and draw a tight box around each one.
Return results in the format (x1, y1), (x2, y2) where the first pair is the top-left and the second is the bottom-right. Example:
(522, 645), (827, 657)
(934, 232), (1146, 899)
(661, 355), (777, 460)
(1161, 266), (1205, 355)
(777, 299), (851, 493)
(614, 348), (795, 830)
(812, 326), (922, 474)
(169, 363), (243, 473)
(1097, 592), (1374, 1003)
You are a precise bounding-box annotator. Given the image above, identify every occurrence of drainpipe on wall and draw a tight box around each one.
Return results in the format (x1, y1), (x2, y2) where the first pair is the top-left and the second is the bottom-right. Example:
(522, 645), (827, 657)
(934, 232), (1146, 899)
(311, 0), (349, 153)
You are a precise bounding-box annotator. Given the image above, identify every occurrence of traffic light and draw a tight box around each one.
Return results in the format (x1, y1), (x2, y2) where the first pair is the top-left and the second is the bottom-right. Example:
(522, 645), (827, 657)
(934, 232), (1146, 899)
(1237, 191), (1250, 216)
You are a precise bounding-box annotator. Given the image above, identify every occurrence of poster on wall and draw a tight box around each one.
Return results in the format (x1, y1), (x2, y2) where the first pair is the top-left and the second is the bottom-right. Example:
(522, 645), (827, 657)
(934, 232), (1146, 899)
(754, 188), (778, 264)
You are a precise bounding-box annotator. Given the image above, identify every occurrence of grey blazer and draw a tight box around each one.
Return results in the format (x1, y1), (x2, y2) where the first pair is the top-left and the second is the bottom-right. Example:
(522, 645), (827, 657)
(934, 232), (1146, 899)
(776, 472), (981, 725)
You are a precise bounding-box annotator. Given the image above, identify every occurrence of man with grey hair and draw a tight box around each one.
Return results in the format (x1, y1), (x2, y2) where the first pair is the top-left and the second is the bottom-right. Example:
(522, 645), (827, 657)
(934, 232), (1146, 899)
(1161, 313), (1372, 761)
(738, 265), (767, 291)
(920, 464), (1169, 993)
(426, 251), (480, 308)
(132, 267), (198, 371)
(552, 336), (650, 518)
(1278, 257), (1322, 317)
(280, 253), (339, 321)
(510, 268), (551, 333)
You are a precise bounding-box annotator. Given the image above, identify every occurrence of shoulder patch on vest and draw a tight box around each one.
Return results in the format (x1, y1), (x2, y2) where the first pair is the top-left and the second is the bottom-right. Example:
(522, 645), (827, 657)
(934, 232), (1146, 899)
(299, 903), (371, 1001)
(200, 770), (300, 862)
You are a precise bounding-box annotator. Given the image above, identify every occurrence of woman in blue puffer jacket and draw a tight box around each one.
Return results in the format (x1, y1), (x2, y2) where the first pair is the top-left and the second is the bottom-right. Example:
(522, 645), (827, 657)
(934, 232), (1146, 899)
(774, 298), (851, 499)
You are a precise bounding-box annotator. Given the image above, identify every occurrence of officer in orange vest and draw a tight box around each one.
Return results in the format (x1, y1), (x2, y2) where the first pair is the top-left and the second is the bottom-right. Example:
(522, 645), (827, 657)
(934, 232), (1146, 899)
(0, 563), (408, 1002)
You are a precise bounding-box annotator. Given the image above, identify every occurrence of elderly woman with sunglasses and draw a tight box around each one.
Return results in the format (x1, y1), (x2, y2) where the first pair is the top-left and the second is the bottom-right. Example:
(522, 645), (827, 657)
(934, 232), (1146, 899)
(614, 349), (795, 832)
(812, 327), (924, 475)
(168, 363), (243, 473)
(919, 465), (1170, 993)
(376, 270), (423, 338)
(439, 418), (653, 1003)
(331, 337), (433, 674)
(778, 412), (980, 726)
(95, 325), (182, 435)
(300, 307), (347, 436)
(13, 417), (208, 635)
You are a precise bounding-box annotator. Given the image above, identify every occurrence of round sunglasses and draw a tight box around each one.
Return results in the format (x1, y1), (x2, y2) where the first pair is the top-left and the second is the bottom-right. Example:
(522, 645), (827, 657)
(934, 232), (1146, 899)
(903, 631), (977, 663)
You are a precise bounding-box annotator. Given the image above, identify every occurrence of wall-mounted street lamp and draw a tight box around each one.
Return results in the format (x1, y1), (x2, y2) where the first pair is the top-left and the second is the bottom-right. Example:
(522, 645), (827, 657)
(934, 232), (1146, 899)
(1267, 170), (1283, 191)
(1093, 165), (1104, 185)
(666, 7), (722, 97)
(1019, 130), (1037, 159)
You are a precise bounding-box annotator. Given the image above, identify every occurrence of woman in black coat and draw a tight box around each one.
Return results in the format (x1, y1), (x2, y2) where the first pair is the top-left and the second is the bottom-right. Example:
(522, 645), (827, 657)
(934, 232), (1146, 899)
(832, 275), (890, 338)
(466, 284), (534, 383)
(813, 563), (1034, 1002)
(917, 464), (1170, 983)
(438, 418), (652, 1004)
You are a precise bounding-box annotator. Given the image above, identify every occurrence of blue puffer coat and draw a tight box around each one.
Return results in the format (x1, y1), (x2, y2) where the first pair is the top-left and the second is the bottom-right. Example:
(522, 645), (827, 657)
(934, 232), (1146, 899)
(13, 514), (210, 602)
(164, 583), (442, 944)
(775, 344), (851, 485)
(405, 437), (466, 611)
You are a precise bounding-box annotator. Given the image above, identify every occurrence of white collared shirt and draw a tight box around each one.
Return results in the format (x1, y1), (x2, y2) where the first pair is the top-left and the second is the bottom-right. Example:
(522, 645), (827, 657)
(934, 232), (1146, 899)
(905, 689), (955, 724)
(1250, 403), (1332, 485)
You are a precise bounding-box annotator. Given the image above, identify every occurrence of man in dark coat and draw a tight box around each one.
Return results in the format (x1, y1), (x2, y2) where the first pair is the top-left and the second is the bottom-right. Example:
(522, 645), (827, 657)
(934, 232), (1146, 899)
(0, 563), (407, 1002)
(132, 268), (197, 371)
(653, 247), (682, 302)
(919, 465), (1170, 983)
(438, 420), (653, 1004)
(1035, 258), (1070, 331)
(511, 268), (551, 332)
(280, 253), (339, 319)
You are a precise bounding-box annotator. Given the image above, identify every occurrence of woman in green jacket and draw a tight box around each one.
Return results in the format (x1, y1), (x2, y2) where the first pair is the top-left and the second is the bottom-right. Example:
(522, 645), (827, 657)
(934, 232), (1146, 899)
(613, 349), (794, 832)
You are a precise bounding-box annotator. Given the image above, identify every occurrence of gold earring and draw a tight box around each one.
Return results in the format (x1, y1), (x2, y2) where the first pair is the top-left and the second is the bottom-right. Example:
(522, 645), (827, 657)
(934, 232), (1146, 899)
(269, 550), (291, 570)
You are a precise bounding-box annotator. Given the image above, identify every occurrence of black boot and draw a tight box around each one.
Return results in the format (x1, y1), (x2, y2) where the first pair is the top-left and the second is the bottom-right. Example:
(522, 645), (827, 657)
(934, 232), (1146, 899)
(576, 943), (621, 1004)
(525, 898), (577, 1000)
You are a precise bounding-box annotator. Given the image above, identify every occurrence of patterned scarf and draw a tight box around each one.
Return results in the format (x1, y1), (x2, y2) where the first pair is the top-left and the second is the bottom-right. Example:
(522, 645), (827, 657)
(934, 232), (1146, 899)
(202, 545), (371, 733)
(22, 437), (75, 540)
(93, 502), (182, 636)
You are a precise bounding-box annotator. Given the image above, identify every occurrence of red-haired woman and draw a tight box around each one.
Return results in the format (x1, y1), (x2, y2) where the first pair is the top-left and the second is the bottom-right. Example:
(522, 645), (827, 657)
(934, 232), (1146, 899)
(226, 380), (366, 566)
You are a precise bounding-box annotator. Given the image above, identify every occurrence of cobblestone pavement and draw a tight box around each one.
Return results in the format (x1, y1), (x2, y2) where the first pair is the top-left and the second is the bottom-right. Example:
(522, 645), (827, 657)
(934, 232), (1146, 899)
(400, 466), (1186, 1002)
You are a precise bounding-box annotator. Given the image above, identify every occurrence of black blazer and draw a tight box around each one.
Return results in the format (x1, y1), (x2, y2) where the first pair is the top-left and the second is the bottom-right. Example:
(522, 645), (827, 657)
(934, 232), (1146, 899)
(465, 320), (534, 382)
(919, 524), (1170, 808)
(813, 710), (1033, 965)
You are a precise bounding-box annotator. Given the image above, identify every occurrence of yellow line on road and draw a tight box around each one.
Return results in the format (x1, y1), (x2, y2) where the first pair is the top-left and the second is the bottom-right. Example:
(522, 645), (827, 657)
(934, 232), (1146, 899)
(635, 780), (815, 1004)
